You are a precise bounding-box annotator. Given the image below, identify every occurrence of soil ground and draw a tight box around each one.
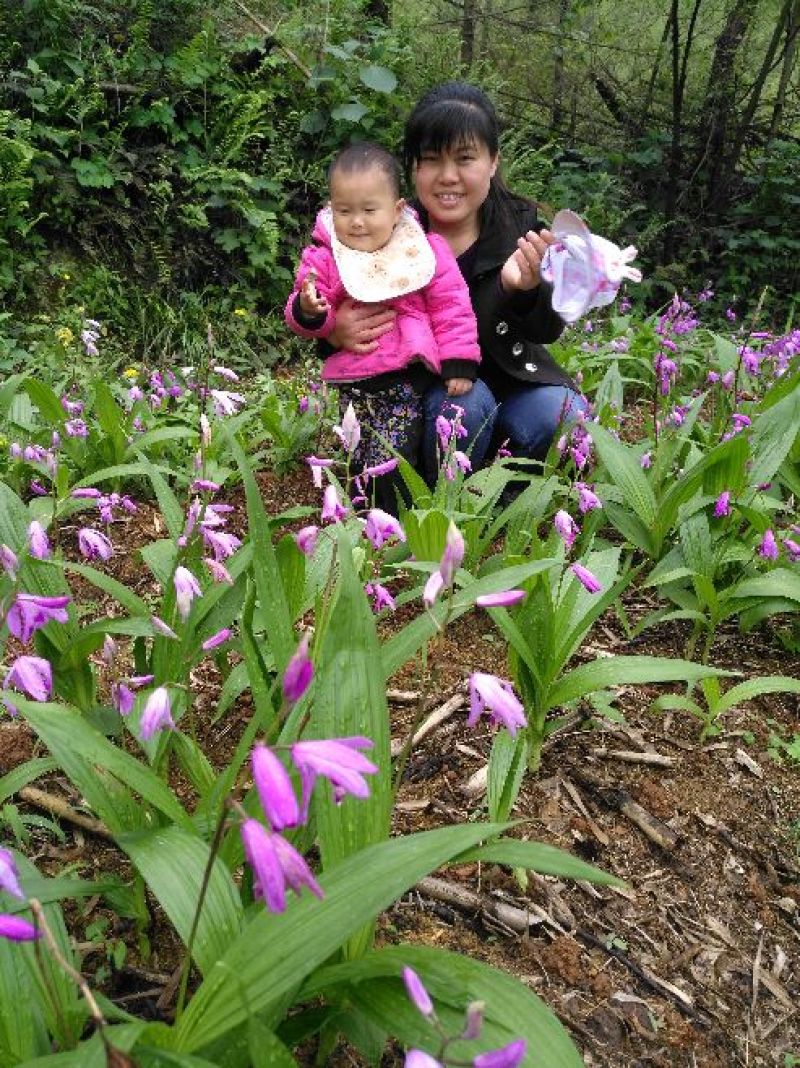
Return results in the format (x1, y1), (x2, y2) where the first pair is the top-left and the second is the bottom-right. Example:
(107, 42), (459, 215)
(2, 468), (798, 1067)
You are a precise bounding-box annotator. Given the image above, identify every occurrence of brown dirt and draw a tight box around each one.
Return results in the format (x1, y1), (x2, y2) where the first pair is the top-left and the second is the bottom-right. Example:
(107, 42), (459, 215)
(2, 471), (799, 1068)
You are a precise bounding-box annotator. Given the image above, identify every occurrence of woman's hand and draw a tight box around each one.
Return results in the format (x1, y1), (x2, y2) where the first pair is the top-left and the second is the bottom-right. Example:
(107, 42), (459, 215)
(500, 228), (556, 293)
(327, 298), (396, 352)
(445, 377), (474, 397)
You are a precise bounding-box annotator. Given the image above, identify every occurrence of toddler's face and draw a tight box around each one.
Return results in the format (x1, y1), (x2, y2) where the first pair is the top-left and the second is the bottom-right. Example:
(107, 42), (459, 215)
(329, 166), (403, 253)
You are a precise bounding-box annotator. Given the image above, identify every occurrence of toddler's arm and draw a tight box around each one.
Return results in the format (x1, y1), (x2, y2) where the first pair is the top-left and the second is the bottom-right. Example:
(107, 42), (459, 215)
(285, 246), (337, 339)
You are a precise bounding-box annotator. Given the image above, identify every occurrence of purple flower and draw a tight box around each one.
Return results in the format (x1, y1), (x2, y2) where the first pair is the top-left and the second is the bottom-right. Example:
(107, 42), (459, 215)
(3, 656), (53, 712)
(364, 509), (405, 550)
(213, 365), (239, 382)
(298, 396), (309, 413)
(554, 509), (579, 550)
(78, 528), (113, 561)
(321, 484), (348, 524)
(28, 521), (50, 560)
(726, 308), (737, 322)
(174, 566), (202, 621)
(252, 744), (300, 831)
(784, 538), (800, 562)
(293, 525), (319, 557)
(0, 848), (24, 899)
(365, 582), (396, 613)
(65, 419), (88, 438)
(111, 682), (136, 716)
(202, 528), (242, 561)
(467, 673), (527, 737)
(140, 687), (175, 740)
(403, 966), (434, 1017)
(640, 451), (652, 469)
(405, 1053), (442, 1068)
(714, 491), (731, 518)
(0, 545), (18, 579)
(475, 590), (526, 608)
(570, 562), (602, 593)
(151, 615), (179, 639)
(0, 915), (40, 942)
(575, 483), (602, 513)
(282, 633), (313, 705)
(333, 402), (361, 452)
(758, 529), (779, 560)
(191, 479), (220, 493)
(473, 1038), (527, 1067)
(361, 458), (399, 479)
(240, 818), (323, 913)
(423, 522), (465, 607)
(71, 487), (101, 499)
(290, 737), (377, 821)
(204, 557), (233, 584)
(6, 594), (70, 643)
(462, 1001), (485, 1040)
(209, 390), (246, 417)
(720, 370), (735, 390)
(306, 455), (334, 489)
(731, 412), (751, 432)
(201, 628), (232, 651)
(29, 479), (49, 497)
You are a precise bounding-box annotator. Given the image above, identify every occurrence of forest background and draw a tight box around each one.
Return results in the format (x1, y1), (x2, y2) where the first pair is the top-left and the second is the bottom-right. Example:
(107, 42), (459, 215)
(0, 0), (798, 370)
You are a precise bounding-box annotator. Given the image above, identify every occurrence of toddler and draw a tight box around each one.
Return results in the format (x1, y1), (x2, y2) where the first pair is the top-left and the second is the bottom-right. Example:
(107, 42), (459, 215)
(285, 142), (480, 512)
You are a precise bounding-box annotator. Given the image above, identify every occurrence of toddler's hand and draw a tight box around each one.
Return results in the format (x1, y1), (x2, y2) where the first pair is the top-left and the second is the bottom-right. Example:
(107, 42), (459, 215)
(445, 377), (473, 397)
(299, 271), (329, 316)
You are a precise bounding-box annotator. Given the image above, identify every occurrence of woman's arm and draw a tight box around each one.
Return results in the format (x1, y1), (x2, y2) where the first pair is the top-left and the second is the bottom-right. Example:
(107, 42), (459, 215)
(325, 299), (396, 353)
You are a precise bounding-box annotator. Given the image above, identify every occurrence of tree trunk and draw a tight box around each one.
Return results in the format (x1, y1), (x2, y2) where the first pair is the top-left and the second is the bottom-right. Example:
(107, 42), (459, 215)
(663, 0), (703, 260)
(695, 0), (756, 211)
(460, 0), (477, 67)
(551, 0), (570, 132)
(767, 0), (800, 140)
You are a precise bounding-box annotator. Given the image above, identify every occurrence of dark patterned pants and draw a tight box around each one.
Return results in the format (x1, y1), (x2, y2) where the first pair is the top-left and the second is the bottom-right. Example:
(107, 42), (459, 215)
(338, 379), (423, 514)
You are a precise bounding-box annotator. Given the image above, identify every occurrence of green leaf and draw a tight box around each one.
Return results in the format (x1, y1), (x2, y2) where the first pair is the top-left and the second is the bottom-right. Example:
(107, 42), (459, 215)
(15, 700), (191, 833)
(247, 1019), (298, 1067)
(120, 825), (242, 975)
(43, 558), (149, 616)
(310, 532), (392, 957)
(134, 451), (185, 540)
(732, 568), (800, 604)
(713, 675), (800, 717)
(587, 423), (657, 527)
(748, 385), (800, 488)
(330, 101), (368, 122)
(173, 822), (510, 1051)
(547, 656), (733, 709)
(0, 758), (58, 805)
(303, 945), (583, 1067)
(23, 379), (64, 425)
(487, 731), (528, 823)
(358, 64), (397, 92)
(222, 425), (295, 674)
(459, 838), (622, 884)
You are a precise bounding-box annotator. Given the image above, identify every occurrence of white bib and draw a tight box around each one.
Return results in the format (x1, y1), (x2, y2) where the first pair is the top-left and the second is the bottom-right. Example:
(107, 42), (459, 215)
(321, 205), (436, 303)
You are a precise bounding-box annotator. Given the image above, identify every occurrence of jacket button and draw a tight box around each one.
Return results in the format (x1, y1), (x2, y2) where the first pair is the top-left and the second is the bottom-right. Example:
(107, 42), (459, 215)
(496, 321), (509, 335)
(525, 361), (538, 373)
(512, 342), (524, 356)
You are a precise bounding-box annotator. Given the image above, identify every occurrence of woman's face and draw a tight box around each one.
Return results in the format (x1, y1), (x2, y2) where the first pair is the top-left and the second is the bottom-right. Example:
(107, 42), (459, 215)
(412, 139), (498, 231)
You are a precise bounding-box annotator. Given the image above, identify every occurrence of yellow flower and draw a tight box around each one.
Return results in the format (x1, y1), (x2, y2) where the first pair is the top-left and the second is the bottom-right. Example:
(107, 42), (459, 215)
(0, 435), (7, 449)
(122, 367), (139, 380)
(62, 273), (71, 281)
(233, 308), (248, 318)
(55, 327), (74, 346)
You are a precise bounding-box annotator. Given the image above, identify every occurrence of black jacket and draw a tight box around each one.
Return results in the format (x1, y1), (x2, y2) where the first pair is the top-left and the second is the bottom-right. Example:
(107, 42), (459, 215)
(463, 200), (576, 395)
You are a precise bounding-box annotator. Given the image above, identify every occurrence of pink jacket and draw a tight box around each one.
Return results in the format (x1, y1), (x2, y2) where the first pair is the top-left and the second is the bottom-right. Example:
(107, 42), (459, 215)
(285, 211), (480, 383)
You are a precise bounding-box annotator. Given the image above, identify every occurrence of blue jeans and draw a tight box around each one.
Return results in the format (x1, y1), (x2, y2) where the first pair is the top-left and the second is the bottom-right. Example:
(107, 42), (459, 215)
(422, 379), (588, 482)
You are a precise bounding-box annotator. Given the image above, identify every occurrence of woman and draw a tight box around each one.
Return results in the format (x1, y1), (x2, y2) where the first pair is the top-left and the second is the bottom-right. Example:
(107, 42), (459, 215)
(329, 81), (587, 482)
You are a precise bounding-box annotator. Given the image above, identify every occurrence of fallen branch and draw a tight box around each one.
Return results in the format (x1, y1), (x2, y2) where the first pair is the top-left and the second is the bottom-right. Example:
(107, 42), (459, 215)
(574, 772), (680, 851)
(415, 876), (567, 935)
(390, 691), (466, 757)
(19, 786), (112, 840)
(591, 748), (676, 768)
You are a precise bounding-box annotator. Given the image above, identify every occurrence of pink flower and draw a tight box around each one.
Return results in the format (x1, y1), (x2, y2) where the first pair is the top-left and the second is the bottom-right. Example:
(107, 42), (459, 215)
(240, 819), (323, 914)
(405, 1053), (442, 1068)
(403, 967), (434, 1017)
(0, 848), (24, 899)
(209, 390), (246, 417)
(758, 529), (779, 560)
(306, 455), (334, 489)
(282, 633), (313, 705)
(6, 594), (70, 643)
(475, 589), (526, 609)
(0, 915), (40, 942)
(78, 528), (113, 561)
(575, 483), (602, 513)
(174, 566), (202, 621)
(473, 1038), (527, 1067)
(203, 557), (234, 584)
(423, 522), (465, 607)
(554, 509), (579, 549)
(467, 673), (527, 737)
(364, 509), (405, 550)
(290, 737), (377, 820)
(140, 687), (175, 740)
(201, 628), (231, 651)
(333, 402), (361, 452)
(365, 582), (396, 613)
(28, 521), (50, 560)
(150, 615), (179, 639)
(714, 491), (731, 517)
(293, 525), (319, 556)
(570, 562), (602, 593)
(361, 458), (399, 479)
(252, 743), (300, 831)
(321, 484), (348, 524)
(202, 528), (242, 561)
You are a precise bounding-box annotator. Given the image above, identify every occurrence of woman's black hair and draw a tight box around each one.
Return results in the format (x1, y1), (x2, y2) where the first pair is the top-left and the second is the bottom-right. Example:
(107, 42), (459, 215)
(402, 81), (531, 229)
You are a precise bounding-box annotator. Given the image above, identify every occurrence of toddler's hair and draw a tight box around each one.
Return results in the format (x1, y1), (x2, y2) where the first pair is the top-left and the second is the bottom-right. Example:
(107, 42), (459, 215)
(328, 142), (401, 198)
